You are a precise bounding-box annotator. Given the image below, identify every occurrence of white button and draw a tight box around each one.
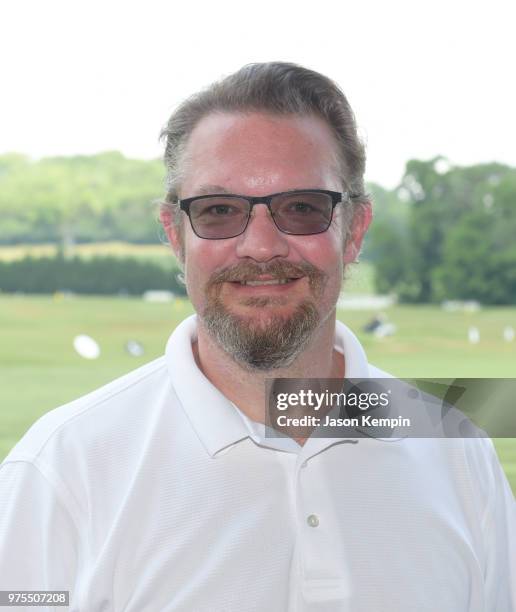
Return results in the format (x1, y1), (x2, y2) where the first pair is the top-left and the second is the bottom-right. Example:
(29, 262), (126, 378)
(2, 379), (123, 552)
(301, 460), (308, 469)
(307, 514), (319, 527)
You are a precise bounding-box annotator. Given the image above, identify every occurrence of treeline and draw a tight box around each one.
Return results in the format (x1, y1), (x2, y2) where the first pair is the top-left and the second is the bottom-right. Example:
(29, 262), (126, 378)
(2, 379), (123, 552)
(0, 152), (165, 246)
(0, 255), (187, 296)
(1, 152), (515, 303)
(366, 159), (516, 305)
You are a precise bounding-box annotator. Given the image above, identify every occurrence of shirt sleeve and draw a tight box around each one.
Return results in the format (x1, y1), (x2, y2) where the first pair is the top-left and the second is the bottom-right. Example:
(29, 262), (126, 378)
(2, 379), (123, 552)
(0, 460), (79, 602)
(483, 442), (516, 611)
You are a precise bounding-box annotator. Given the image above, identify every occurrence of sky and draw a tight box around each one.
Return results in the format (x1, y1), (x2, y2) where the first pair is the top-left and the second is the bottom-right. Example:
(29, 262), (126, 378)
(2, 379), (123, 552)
(1, 0), (515, 189)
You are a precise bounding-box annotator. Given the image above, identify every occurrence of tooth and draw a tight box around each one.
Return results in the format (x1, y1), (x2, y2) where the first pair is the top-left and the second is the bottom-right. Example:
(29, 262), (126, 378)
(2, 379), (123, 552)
(241, 279), (291, 286)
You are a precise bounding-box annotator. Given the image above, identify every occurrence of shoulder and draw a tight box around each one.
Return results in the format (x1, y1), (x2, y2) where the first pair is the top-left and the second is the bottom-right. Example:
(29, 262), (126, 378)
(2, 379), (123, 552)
(2, 356), (170, 466)
(1, 356), (179, 525)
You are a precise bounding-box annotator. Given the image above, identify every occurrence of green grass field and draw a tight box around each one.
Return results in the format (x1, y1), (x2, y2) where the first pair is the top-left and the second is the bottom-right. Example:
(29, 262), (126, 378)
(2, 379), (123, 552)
(1, 292), (515, 492)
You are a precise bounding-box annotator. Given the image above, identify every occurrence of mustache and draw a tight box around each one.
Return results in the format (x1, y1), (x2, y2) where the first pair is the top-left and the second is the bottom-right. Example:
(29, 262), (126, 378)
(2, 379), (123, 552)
(207, 260), (328, 291)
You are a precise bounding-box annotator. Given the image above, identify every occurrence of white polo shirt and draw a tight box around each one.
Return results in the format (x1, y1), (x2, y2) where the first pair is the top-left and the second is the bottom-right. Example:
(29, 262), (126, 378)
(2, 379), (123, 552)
(0, 315), (514, 611)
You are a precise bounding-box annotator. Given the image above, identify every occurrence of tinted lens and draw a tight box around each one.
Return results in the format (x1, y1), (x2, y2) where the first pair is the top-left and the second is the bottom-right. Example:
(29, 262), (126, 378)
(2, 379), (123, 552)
(271, 192), (334, 234)
(189, 197), (250, 239)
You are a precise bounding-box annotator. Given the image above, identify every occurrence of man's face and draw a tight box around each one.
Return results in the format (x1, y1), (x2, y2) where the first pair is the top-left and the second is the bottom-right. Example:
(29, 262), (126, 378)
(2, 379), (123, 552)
(163, 112), (370, 369)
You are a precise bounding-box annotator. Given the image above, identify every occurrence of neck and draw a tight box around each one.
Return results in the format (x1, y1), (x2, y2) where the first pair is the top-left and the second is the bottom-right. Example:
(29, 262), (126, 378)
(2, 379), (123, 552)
(192, 310), (344, 425)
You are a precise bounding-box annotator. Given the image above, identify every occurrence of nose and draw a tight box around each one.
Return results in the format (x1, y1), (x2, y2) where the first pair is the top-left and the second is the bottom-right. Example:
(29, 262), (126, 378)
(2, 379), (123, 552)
(235, 203), (289, 261)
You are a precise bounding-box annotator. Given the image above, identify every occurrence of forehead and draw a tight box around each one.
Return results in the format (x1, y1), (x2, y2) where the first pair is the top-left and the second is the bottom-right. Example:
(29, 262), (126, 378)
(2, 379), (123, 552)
(181, 112), (341, 195)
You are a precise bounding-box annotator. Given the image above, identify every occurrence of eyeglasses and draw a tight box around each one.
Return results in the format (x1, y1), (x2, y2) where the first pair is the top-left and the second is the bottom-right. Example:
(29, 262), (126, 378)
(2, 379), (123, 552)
(178, 189), (345, 240)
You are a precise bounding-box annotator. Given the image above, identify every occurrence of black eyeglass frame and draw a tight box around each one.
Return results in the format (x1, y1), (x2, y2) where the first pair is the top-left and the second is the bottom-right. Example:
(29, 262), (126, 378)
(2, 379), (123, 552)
(178, 189), (347, 240)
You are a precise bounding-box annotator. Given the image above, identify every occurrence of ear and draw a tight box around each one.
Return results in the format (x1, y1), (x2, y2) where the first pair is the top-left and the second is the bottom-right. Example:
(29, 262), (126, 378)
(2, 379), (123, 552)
(343, 201), (373, 264)
(159, 207), (184, 264)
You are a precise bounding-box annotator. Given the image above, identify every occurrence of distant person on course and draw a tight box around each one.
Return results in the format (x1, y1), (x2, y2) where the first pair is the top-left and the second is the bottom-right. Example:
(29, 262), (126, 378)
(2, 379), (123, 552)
(1, 62), (515, 611)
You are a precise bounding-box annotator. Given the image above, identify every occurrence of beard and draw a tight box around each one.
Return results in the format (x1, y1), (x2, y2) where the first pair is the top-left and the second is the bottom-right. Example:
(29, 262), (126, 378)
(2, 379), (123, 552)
(199, 260), (329, 371)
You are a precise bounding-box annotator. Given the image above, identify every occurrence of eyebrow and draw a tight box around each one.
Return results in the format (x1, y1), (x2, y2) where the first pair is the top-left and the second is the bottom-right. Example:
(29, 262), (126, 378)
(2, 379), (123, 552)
(196, 184), (232, 195)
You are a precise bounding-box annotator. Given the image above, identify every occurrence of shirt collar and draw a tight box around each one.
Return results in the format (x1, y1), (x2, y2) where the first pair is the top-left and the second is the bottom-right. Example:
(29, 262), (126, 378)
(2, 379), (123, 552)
(165, 314), (372, 458)
(165, 315), (249, 458)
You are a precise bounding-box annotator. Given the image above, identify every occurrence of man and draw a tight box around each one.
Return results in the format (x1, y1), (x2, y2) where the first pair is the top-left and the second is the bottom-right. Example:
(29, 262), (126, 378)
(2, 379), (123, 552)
(0, 63), (514, 611)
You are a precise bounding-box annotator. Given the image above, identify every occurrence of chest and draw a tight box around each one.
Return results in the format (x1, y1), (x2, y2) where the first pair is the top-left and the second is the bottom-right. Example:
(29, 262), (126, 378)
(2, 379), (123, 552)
(73, 442), (486, 611)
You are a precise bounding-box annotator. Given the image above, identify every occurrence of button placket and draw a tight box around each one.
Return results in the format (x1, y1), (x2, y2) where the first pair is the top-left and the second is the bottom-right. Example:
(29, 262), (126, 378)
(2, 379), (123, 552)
(296, 452), (351, 596)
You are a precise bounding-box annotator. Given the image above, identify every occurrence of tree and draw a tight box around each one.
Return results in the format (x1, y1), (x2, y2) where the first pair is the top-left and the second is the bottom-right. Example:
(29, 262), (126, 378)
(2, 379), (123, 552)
(396, 158), (516, 303)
